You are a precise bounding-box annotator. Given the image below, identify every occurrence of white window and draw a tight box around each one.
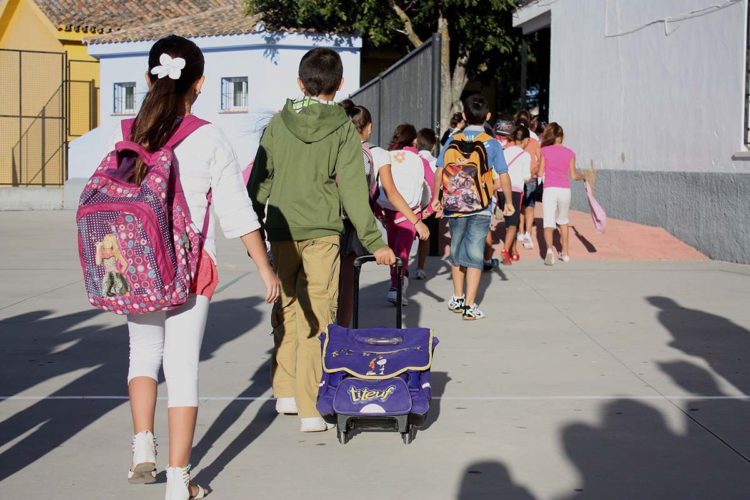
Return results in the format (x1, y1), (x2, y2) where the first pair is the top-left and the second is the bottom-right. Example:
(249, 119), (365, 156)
(221, 77), (249, 112)
(114, 82), (136, 114)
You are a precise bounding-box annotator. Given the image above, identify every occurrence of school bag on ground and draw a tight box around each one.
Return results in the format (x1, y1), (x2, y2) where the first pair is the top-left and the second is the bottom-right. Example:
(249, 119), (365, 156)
(317, 256), (439, 444)
(76, 116), (210, 315)
(440, 132), (495, 213)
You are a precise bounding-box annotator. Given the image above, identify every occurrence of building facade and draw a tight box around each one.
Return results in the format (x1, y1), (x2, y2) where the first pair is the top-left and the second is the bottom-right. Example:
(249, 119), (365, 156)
(514, 0), (749, 263)
(65, 11), (361, 206)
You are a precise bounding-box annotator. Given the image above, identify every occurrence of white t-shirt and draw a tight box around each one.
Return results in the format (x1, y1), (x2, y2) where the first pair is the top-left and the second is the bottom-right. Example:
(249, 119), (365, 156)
(105, 122), (260, 261)
(418, 150), (438, 173)
(371, 147), (426, 211)
(503, 145), (532, 193)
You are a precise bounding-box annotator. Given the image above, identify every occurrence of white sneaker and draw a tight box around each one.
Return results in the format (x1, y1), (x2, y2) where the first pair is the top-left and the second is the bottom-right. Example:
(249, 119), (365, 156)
(415, 268), (427, 280)
(165, 465), (207, 500)
(516, 232), (525, 242)
(387, 289), (408, 306)
(448, 295), (465, 313)
(545, 249), (556, 266)
(560, 255), (571, 263)
(523, 233), (534, 249)
(462, 304), (486, 321)
(275, 397), (298, 415)
(128, 431), (157, 484)
(300, 417), (335, 433)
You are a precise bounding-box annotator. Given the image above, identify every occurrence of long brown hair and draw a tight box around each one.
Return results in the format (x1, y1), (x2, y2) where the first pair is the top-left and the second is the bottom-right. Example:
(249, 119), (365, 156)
(540, 122), (564, 147)
(388, 124), (417, 150)
(130, 35), (204, 184)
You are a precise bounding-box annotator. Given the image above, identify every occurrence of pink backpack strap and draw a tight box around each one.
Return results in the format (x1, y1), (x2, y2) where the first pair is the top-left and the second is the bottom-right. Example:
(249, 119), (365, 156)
(166, 115), (211, 148)
(507, 150), (525, 167)
(121, 118), (136, 140)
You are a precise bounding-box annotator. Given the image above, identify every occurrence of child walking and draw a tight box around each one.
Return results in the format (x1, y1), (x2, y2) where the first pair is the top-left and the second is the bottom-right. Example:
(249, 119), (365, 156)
(415, 128), (439, 280)
(114, 36), (279, 500)
(337, 103), (376, 327)
(431, 94), (514, 320)
(248, 48), (395, 432)
(539, 122), (587, 265)
(376, 124), (432, 305)
(498, 125), (532, 263)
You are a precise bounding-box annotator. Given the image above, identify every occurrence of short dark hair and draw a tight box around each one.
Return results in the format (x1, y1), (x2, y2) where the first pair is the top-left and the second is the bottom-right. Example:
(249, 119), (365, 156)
(416, 128), (437, 151)
(462, 94), (490, 125)
(299, 48), (343, 96)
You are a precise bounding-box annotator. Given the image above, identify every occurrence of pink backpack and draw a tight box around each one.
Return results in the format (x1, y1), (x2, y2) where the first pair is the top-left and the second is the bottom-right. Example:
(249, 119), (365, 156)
(76, 116), (210, 315)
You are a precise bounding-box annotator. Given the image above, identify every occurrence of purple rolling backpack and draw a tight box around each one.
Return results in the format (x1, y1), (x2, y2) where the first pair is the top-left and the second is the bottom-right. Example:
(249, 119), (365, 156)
(76, 116), (210, 315)
(317, 256), (439, 444)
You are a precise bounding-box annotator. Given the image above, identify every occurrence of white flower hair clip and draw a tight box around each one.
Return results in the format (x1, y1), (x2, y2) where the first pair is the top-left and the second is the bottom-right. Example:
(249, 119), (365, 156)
(150, 53), (186, 80)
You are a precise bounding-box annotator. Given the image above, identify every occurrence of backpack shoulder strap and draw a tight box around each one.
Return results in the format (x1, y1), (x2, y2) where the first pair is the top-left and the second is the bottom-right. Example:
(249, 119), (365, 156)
(166, 115), (211, 148)
(451, 132), (467, 143)
(508, 150), (525, 167)
(121, 118), (136, 141)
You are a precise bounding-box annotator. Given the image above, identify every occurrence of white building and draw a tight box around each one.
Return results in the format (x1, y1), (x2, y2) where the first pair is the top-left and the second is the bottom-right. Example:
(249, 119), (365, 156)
(514, 0), (749, 263)
(65, 5), (361, 206)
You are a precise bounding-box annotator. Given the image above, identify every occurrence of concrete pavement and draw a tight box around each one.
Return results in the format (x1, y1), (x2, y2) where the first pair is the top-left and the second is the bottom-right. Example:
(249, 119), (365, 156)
(1, 210), (749, 499)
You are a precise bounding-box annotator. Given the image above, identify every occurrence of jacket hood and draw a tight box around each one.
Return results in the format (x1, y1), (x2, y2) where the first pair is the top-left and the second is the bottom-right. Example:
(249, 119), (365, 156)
(280, 99), (349, 143)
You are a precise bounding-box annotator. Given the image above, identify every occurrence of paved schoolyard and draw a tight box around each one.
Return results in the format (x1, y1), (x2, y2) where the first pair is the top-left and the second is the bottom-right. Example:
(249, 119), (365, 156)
(1, 210), (749, 499)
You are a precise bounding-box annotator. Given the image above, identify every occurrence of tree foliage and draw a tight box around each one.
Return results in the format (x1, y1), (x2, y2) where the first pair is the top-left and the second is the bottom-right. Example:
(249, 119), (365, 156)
(245, 0), (523, 122)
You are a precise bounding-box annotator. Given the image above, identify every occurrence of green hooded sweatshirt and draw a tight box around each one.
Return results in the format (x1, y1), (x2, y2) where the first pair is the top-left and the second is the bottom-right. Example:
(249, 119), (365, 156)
(248, 99), (385, 252)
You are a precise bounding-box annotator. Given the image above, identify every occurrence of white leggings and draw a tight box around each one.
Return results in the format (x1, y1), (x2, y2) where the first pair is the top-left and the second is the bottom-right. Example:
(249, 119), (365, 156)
(542, 187), (572, 228)
(127, 294), (209, 407)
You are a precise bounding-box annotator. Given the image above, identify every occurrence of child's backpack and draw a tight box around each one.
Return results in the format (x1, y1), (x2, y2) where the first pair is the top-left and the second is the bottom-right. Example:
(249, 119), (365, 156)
(440, 132), (495, 213)
(377, 148), (429, 211)
(76, 116), (210, 315)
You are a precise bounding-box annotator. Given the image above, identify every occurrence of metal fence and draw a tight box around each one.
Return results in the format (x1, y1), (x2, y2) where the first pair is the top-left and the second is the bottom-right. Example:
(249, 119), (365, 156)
(68, 59), (99, 138)
(0, 48), (67, 186)
(350, 34), (441, 147)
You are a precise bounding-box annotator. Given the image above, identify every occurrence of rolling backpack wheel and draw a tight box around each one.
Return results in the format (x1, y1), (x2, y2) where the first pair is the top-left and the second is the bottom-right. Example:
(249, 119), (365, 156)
(337, 428), (348, 445)
(401, 425), (416, 445)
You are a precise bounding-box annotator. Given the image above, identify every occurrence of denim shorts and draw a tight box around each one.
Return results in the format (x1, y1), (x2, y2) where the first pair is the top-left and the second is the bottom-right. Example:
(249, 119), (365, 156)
(447, 215), (491, 270)
(524, 178), (540, 209)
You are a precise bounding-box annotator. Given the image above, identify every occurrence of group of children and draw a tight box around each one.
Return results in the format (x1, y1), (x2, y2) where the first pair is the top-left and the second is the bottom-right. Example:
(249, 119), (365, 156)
(108, 35), (587, 499)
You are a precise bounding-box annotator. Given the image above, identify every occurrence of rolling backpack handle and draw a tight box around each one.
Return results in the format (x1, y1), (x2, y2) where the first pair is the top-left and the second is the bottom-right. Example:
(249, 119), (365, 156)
(352, 255), (403, 329)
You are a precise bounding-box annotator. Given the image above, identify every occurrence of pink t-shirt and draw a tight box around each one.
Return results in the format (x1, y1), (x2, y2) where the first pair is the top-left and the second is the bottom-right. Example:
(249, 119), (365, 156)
(541, 145), (575, 189)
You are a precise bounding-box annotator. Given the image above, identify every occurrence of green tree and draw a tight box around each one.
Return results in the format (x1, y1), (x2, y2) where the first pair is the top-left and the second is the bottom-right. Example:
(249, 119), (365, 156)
(244, 0), (521, 128)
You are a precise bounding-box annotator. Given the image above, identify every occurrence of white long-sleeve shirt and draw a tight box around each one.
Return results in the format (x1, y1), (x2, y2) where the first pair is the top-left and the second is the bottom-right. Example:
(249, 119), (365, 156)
(105, 122), (260, 261)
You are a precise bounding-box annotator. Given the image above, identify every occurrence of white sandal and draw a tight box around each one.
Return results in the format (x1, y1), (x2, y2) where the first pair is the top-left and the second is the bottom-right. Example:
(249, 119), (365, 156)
(165, 464), (208, 499)
(128, 431), (157, 484)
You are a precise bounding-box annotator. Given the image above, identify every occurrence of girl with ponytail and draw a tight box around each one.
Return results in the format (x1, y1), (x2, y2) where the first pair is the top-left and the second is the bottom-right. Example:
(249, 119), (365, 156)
(110, 35), (280, 499)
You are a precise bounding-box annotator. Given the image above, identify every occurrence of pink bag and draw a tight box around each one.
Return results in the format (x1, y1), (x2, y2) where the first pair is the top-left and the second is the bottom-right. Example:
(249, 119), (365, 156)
(76, 116), (210, 315)
(585, 181), (607, 233)
(242, 161), (253, 185)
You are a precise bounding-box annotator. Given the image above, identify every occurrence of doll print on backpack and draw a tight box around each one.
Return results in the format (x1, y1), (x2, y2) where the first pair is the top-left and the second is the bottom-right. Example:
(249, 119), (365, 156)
(95, 233), (130, 297)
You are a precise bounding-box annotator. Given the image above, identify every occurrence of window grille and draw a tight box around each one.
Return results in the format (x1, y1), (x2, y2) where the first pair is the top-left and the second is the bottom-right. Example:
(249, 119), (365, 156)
(221, 77), (248, 112)
(114, 82), (136, 114)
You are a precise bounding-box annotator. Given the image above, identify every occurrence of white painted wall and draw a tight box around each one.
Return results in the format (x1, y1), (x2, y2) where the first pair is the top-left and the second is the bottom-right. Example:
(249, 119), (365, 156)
(517, 0), (748, 174)
(68, 31), (361, 179)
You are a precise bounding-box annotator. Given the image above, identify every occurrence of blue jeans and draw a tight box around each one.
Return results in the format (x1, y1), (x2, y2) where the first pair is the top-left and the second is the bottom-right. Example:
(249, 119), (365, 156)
(447, 215), (491, 270)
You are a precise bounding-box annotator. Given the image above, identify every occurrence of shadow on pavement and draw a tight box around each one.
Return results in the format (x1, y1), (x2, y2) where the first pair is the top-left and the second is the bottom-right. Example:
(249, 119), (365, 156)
(0, 297), (264, 482)
(557, 297), (750, 498)
(457, 460), (535, 499)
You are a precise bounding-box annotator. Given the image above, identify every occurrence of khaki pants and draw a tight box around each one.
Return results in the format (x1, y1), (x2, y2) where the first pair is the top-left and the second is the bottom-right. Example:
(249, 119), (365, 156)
(270, 235), (341, 418)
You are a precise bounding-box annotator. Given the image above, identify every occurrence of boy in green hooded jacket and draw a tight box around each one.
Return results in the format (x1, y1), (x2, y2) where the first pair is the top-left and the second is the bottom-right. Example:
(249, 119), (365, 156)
(248, 48), (395, 432)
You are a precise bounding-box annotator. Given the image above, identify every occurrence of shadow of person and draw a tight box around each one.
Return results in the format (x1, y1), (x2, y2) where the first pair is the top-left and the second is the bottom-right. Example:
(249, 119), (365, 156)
(191, 348), (274, 485)
(571, 225), (596, 253)
(647, 296), (750, 395)
(457, 460), (535, 499)
(558, 395), (750, 499)
(0, 297), (264, 482)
